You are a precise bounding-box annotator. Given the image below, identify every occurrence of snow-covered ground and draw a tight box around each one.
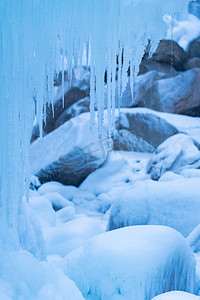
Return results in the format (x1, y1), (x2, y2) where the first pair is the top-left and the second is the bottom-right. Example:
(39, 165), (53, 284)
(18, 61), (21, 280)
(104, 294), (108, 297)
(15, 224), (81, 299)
(27, 148), (200, 299)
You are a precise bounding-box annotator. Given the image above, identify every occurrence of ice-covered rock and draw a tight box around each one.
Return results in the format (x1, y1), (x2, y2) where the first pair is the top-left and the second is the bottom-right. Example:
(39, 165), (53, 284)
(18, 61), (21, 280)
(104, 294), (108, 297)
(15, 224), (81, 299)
(147, 134), (200, 180)
(0, 246), (84, 300)
(152, 291), (200, 300)
(31, 113), (109, 186)
(108, 177), (200, 239)
(61, 226), (195, 300)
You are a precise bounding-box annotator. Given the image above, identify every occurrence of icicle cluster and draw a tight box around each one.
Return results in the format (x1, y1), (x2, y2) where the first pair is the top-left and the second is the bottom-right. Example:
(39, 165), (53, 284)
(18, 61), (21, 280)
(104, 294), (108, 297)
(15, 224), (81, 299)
(0, 0), (186, 247)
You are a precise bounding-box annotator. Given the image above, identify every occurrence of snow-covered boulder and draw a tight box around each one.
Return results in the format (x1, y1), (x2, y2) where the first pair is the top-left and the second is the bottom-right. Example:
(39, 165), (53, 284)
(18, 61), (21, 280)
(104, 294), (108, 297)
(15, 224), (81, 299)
(62, 226), (195, 300)
(108, 177), (200, 239)
(31, 113), (109, 186)
(152, 291), (200, 300)
(147, 134), (200, 180)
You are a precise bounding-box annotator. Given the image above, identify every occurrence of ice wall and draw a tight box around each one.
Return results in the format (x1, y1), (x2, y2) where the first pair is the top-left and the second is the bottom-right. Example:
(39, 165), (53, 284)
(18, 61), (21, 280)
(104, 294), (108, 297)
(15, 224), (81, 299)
(0, 0), (186, 251)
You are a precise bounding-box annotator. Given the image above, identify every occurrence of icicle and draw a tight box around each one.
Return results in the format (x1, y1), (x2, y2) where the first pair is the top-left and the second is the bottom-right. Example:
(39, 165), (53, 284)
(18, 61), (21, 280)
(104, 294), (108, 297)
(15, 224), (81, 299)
(90, 57), (95, 130)
(0, 0), (187, 251)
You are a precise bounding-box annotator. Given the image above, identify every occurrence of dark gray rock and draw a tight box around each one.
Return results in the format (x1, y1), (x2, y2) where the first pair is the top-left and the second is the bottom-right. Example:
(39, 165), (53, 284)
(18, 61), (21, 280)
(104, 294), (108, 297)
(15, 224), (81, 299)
(114, 129), (155, 152)
(44, 87), (88, 134)
(116, 109), (178, 148)
(139, 60), (178, 77)
(187, 36), (200, 59)
(151, 40), (188, 71)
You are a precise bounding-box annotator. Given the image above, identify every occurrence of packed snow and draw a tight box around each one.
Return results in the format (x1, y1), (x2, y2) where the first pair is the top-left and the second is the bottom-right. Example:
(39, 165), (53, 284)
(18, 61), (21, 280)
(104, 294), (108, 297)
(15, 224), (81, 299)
(152, 291), (200, 300)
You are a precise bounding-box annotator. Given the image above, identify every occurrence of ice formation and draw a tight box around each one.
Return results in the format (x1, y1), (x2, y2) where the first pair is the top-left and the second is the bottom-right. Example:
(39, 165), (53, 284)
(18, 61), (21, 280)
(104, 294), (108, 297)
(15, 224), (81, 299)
(61, 225), (195, 300)
(0, 0), (187, 252)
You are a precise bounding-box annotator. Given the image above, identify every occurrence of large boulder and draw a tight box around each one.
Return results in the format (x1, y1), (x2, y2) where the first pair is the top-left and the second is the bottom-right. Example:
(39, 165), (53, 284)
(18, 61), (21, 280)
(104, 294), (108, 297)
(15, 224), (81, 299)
(114, 129), (155, 152)
(157, 68), (200, 116)
(108, 177), (200, 241)
(139, 40), (188, 75)
(31, 113), (109, 186)
(132, 68), (200, 116)
(188, 36), (200, 59)
(62, 226), (195, 300)
(115, 108), (179, 149)
(147, 134), (200, 180)
(151, 40), (188, 71)
(139, 59), (178, 77)
(132, 71), (168, 110)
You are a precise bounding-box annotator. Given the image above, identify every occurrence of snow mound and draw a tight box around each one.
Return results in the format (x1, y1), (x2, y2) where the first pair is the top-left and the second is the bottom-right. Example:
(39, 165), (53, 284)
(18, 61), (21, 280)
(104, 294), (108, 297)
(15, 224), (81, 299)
(108, 178), (200, 238)
(152, 291), (200, 300)
(0, 246), (83, 300)
(43, 216), (106, 257)
(62, 226), (195, 300)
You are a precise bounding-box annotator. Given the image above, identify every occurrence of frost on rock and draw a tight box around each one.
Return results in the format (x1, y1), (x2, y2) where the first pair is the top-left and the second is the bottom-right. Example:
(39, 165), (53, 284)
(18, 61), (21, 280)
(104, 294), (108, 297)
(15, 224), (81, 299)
(61, 226), (195, 300)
